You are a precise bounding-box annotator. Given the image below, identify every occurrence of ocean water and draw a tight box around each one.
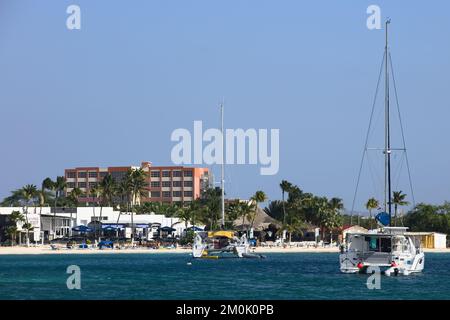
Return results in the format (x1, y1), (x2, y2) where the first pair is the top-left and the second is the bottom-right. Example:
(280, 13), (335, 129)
(0, 253), (449, 300)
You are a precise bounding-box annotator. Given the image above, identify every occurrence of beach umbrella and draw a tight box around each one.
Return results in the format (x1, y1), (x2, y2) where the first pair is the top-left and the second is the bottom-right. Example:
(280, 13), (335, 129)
(188, 226), (204, 231)
(102, 226), (118, 231)
(72, 225), (93, 233)
(160, 226), (176, 232)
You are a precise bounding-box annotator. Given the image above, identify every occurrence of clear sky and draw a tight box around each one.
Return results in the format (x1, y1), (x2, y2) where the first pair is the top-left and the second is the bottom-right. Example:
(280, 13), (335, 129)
(1, 0), (449, 212)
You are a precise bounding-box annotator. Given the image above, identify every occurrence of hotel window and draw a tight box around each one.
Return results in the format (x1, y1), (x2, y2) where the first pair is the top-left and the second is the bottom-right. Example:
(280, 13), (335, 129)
(67, 172), (76, 178)
(162, 181), (171, 188)
(151, 171), (160, 178)
(173, 191), (182, 197)
(78, 171), (87, 178)
(162, 170), (170, 177)
(162, 191), (171, 198)
(89, 182), (97, 188)
(151, 191), (161, 198)
(99, 172), (108, 178)
(67, 182), (76, 188)
(150, 181), (160, 188)
(111, 171), (127, 182)
(184, 191), (193, 197)
(172, 170), (182, 177)
(184, 181), (193, 187)
(88, 171), (98, 178)
(78, 182), (87, 188)
(183, 170), (193, 177)
(173, 181), (182, 187)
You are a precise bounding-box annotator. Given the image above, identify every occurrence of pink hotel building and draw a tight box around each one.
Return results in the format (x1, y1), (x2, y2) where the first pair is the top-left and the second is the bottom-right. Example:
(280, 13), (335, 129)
(65, 162), (210, 204)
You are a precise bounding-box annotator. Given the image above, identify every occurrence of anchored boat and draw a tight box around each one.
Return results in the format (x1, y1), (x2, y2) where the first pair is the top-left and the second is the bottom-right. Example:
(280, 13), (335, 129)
(192, 231), (251, 259)
(343, 20), (424, 276)
(191, 102), (264, 260)
(340, 227), (424, 276)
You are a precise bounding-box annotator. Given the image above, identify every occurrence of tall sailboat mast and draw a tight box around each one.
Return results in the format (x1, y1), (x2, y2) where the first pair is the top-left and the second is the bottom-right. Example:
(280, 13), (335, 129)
(384, 19), (393, 224)
(220, 100), (225, 229)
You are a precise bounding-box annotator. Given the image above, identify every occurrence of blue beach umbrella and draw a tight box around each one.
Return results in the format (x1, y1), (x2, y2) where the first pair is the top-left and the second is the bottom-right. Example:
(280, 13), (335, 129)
(160, 226), (176, 232)
(72, 225), (93, 233)
(102, 226), (118, 231)
(188, 226), (204, 231)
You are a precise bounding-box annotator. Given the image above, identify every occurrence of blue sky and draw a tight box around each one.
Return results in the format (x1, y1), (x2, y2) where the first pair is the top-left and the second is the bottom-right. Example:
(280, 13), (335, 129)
(0, 0), (449, 212)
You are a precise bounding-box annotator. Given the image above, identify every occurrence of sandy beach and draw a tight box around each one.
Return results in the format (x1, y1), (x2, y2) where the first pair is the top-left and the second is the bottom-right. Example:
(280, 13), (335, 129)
(0, 246), (448, 255)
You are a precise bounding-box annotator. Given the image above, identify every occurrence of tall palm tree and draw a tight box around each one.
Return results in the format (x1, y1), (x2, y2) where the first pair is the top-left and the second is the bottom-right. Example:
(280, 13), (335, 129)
(279, 180), (292, 225)
(53, 176), (66, 238)
(129, 168), (148, 243)
(248, 191), (267, 236)
(21, 184), (38, 246)
(90, 185), (101, 219)
(39, 178), (54, 214)
(198, 187), (222, 230)
(392, 191), (409, 226)
(68, 187), (83, 236)
(115, 175), (132, 238)
(365, 198), (379, 229)
(96, 174), (116, 241)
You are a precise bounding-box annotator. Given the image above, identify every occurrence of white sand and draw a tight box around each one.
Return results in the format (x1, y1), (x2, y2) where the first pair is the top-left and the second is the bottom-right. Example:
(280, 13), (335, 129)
(0, 246), (448, 255)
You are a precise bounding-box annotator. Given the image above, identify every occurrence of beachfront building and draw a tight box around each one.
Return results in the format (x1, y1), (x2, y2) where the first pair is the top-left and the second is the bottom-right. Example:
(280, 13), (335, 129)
(64, 161), (210, 205)
(0, 207), (74, 243)
(0, 206), (194, 244)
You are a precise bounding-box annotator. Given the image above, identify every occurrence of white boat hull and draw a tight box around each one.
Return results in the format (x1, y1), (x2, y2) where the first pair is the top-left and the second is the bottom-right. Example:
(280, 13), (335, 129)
(340, 228), (425, 276)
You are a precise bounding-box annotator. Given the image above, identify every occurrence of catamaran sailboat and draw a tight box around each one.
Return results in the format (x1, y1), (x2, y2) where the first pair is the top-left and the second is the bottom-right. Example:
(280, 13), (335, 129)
(192, 231), (251, 259)
(191, 102), (262, 259)
(340, 227), (424, 275)
(340, 21), (424, 276)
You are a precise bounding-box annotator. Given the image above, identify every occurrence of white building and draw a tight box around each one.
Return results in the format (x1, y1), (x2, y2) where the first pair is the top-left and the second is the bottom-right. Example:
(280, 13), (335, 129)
(0, 206), (193, 242)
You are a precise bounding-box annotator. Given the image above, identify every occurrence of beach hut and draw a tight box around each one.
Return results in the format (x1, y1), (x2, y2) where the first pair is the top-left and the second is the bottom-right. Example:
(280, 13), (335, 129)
(405, 232), (447, 249)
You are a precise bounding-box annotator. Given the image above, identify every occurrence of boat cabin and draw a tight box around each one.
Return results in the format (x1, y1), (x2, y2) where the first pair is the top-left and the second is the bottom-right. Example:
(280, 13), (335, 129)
(343, 228), (418, 267)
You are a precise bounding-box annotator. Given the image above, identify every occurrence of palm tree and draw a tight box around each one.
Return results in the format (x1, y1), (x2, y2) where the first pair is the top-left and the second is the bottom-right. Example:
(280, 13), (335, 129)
(1, 189), (25, 207)
(176, 207), (191, 231)
(7, 211), (25, 246)
(199, 187), (222, 230)
(365, 198), (379, 229)
(326, 198), (343, 243)
(6, 226), (18, 246)
(279, 180), (292, 225)
(248, 191), (267, 236)
(68, 187), (83, 236)
(115, 175), (132, 238)
(283, 220), (305, 245)
(263, 200), (284, 222)
(21, 184), (38, 246)
(53, 176), (66, 238)
(90, 185), (101, 219)
(39, 178), (54, 214)
(129, 168), (148, 244)
(97, 174), (116, 240)
(392, 191), (409, 226)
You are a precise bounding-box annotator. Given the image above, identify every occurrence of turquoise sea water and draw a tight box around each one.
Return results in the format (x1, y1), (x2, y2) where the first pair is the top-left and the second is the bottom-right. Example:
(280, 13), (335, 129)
(0, 253), (449, 300)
